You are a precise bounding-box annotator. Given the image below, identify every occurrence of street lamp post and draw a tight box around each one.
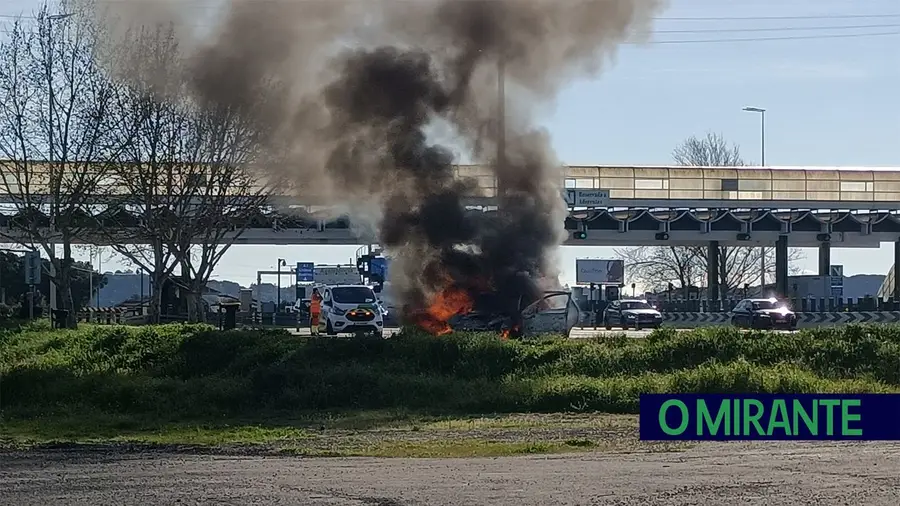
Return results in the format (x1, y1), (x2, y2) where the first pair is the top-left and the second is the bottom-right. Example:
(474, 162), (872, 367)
(46, 12), (73, 321)
(743, 106), (767, 291)
(276, 258), (286, 310)
(742, 106), (766, 166)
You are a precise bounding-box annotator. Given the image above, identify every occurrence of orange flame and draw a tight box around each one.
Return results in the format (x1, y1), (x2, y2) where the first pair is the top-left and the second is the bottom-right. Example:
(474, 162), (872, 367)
(500, 324), (520, 340)
(411, 285), (474, 335)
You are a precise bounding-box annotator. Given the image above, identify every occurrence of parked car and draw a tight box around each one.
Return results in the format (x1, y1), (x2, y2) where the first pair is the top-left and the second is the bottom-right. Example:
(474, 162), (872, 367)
(603, 299), (663, 330)
(731, 298), (797, 330)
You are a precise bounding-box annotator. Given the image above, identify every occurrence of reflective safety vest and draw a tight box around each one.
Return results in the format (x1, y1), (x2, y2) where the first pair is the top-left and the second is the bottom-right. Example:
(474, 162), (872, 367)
(310, 294), (322, 313)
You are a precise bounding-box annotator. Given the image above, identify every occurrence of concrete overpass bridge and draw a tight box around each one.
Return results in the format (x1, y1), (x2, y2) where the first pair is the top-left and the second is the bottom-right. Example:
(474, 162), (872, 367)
(4, 162), (900, 299)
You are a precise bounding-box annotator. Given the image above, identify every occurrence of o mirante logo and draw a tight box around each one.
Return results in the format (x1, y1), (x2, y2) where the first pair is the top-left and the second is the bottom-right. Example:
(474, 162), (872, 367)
(640, 394), (900, 441)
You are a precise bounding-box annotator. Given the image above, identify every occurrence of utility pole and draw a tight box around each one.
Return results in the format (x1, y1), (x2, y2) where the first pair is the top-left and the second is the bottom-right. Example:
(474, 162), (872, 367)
(276, 258), (286, 310)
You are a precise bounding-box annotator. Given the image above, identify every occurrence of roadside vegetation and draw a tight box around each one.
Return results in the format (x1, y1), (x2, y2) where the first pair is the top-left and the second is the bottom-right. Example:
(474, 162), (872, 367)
(2, 322), (898, 456)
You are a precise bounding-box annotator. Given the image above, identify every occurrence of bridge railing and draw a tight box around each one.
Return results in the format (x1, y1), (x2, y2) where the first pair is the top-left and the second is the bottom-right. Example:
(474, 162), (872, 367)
(561, 165), (900, 203)
(6, 162), (900, 204)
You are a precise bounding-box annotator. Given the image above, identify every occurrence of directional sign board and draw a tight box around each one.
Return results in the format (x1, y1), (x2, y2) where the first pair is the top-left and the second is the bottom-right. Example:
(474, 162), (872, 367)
(563, 189), (610, 208)
(296, 262), (315, 283)
(830, 265), (843, 287)
(831, 286), (844, 298)
(24, 250), (41, 285)
(369, 257), (388, 279)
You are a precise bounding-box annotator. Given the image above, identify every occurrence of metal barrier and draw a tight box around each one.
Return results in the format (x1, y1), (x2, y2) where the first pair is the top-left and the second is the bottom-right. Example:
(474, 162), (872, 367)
(656, 297), (900, 313)
(77, 307), (128, 324)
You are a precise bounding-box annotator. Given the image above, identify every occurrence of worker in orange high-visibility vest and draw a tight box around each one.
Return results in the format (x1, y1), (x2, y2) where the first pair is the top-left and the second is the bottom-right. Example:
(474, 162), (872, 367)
(309, 287), (323, 335)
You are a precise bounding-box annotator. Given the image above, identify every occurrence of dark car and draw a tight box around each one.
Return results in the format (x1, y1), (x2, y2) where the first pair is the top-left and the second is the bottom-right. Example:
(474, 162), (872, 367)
(731, 298), (797, 330)
(603, 299), (663, 330)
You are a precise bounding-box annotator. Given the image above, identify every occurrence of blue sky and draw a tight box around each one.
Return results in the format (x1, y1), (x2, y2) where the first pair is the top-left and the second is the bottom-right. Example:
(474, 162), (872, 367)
(3, 0), (899, 286)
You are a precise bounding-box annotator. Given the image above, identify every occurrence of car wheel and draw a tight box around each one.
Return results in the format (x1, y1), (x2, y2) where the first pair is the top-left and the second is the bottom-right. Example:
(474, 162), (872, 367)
(604, 318), (612, 331)
(326, 321), (336, 336)
(622, 323), (629, 330)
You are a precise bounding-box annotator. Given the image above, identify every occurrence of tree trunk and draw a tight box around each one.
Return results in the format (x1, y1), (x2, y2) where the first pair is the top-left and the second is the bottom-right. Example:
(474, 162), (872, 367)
(57, 263), (77, 329)
(186, 289), (199, 322)
(149, 273), (167, 324)
(148, 239), (167, 324)
(61, 243), (78, 328)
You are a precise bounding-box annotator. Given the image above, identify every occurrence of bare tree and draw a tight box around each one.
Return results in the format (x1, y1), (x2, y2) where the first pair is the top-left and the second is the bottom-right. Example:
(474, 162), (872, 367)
(673, 132), (745, 167)
(614, 246), (703, 297)
(98, 23), (277, 322)
(0, 3), (121, 326)
(618, 245), (804, 298)
(93, 23), (190, 322)
(164, 105), (276, 322)
(616, 132), (804, 299)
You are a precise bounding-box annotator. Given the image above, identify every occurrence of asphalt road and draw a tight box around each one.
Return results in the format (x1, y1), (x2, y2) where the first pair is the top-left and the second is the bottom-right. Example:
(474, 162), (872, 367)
(3, 442), (898, 505)
(288, 327), (679, 338)
(287, 327), (789, 339)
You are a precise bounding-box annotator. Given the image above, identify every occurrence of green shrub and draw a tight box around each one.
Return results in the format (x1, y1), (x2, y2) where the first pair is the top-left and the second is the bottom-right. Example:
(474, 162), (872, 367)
(1, 323), (898, 420)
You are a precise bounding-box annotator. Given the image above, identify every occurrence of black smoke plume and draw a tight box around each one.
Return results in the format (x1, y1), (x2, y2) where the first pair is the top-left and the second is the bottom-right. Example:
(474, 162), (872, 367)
(97, 0), (666, 324)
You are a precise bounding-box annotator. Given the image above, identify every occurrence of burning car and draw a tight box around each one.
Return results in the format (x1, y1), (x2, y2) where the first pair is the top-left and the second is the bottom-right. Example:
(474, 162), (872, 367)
(447, 290), (581, 338)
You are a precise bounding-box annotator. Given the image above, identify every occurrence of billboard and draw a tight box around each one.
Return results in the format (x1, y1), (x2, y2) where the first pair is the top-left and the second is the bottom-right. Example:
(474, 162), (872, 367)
(576, 259), (624, 285)
(314, 266), (361, 285)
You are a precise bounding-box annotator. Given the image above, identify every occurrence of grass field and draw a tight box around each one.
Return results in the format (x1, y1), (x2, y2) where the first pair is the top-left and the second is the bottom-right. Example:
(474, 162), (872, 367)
(2, 321), (898, 456)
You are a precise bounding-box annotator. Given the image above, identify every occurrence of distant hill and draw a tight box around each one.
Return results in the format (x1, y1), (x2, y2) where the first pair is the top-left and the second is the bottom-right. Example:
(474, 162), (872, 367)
(842, 274), (885, 299)
(97, 272), (301, 307)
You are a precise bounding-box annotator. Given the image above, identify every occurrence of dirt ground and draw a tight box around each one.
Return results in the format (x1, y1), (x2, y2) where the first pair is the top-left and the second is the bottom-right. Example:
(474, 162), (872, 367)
(2, 441), (898, 505)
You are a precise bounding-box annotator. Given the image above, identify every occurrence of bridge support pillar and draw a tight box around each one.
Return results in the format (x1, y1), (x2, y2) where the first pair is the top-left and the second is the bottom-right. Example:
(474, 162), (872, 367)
(707, 241), (719, 311)
(818, 242), (831, 277)
(775, 235), (788, 298)
(894, 240), (900, 300)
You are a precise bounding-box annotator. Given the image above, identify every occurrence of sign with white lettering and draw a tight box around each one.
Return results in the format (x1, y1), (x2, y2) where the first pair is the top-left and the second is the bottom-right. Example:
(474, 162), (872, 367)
(576, 259), (624, 285)
(563, 189), (610, 207)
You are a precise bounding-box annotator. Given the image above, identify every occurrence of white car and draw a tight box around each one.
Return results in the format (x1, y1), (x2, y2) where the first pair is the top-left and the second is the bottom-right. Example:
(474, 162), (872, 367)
(318, 284), (384, 338)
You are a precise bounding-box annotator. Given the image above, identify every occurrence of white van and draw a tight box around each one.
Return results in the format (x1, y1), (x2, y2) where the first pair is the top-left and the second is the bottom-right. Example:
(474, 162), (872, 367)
(318, 284), (384, 338)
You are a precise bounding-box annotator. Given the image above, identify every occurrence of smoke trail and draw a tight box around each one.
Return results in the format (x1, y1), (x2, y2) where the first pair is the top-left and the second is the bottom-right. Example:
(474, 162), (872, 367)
(96, 0), (667, 321)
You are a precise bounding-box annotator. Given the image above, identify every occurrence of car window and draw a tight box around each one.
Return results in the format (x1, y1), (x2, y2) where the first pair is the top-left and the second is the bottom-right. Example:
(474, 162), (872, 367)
(752, 300), (779, 310)
(620, 301), (652, 310)
(332, 286), (377, 304)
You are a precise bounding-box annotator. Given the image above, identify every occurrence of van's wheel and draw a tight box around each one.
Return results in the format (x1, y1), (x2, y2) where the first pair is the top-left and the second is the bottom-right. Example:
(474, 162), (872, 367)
(604, 319), (612, 331)
(326, 321), (336, 336)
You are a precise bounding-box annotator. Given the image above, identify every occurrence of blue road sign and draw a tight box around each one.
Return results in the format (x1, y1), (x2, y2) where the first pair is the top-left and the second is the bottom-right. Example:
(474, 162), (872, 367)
(296, 262), (315, 283)
(370, 257), (388, 279)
